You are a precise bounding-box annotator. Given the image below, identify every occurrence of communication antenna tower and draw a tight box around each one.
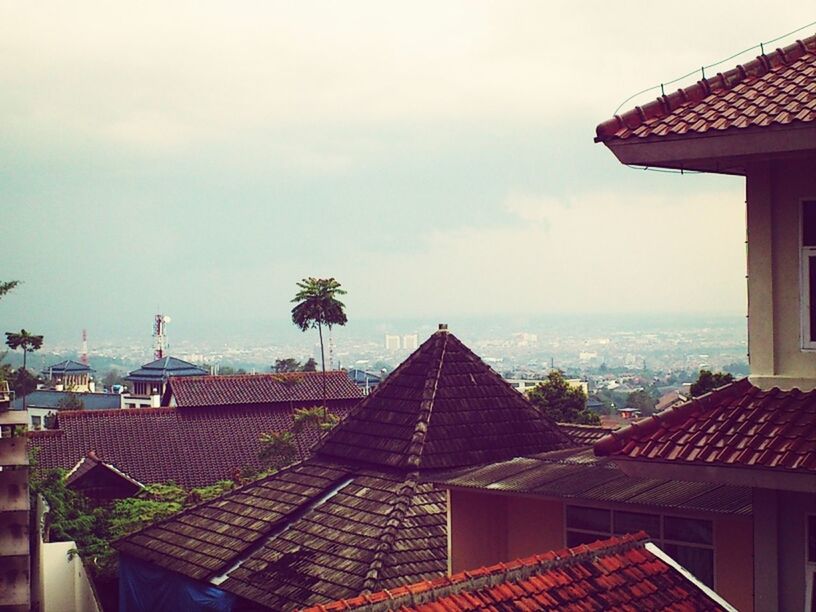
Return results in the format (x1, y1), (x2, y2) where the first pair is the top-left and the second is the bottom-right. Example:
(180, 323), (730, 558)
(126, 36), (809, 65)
(80, 329), (89, 366)
(153, 313), (171, 360)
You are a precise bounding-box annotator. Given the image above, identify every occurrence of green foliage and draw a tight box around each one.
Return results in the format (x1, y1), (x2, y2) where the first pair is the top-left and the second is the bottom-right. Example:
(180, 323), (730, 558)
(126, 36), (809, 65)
(290, 277), (348, 333)
(625, 389), (656, 413)
(102, 369), (125, 388)
(273, 358), (302, 373)
(690, 369), (735, 397)
(301, 357), (317, 372)
(293, 406), (341, 433)
(32, 470), (240, 579)
(258, 431), (298, 469)
(5, 328), (44, 371)
(7, 367), (40, 397)
(216, 366), (248, 375)
(57, 392), (85, 410)
(526, 371), (600, 425)
(0, 280), (20, 300)
(259, 406), (342, 469)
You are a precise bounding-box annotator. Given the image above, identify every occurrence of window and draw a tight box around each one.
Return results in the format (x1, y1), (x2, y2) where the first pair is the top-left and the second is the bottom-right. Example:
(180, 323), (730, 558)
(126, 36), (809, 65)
(801, 201), (816, 349)
(565, 505), (715, 587)
(31, 415), (42, 430)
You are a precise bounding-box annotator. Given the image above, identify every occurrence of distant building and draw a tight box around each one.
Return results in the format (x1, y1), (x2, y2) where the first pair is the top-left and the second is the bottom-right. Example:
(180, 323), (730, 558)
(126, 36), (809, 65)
(505, 377), (589, 396)
(44, 360), (95, 392)
(346, 368), (383, 395)
(402, 334), (419, 351)
(655, 389), (688, 412)
(122, 356), (207, 408)
(12, 390), (121, 430)
(385, 334), (401, 351)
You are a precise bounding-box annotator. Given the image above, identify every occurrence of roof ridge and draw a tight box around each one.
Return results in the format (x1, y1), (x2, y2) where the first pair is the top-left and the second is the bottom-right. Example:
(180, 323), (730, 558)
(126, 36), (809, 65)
(56, 407), (177, 419)
(594, 378), (752, 456)
(596, 33), (816, 141)
(361, 471), (421, 593)
(175, 371), (336, 383)
(404, 332), (447, 469)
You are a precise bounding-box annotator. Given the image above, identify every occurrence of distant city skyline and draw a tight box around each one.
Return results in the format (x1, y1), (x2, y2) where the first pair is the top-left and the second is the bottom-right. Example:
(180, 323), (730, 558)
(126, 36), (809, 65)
(4, 3), (808, 342)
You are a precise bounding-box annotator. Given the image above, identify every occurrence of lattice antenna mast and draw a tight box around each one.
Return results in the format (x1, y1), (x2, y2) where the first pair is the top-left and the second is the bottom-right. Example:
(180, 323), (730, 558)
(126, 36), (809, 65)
(80, 329), (89, 366)
(153, 313), (171, 360)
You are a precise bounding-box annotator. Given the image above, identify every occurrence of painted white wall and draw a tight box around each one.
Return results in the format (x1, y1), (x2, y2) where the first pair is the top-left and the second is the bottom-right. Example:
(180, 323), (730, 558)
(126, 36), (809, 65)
(41, 541), (101, 612)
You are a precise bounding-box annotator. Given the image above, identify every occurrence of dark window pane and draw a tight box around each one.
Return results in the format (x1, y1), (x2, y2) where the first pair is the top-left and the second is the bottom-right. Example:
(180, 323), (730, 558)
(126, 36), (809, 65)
(810, 257), (816, 343)
(662, 543), (714, 587)
(808, 516), (816, 563)
(804, 201), (816, 246)
(566, 506), (610, 532)
(663, 516), (713, 545)
(566, 530), (608, 547)
(613, 511), (661, 538)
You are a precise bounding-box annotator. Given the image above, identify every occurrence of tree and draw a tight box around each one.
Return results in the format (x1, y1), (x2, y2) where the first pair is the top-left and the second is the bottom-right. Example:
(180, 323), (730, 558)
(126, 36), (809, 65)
(5, 328), (44, 372)
(526, 370), (600, 425)
(291, 277), (348, 414)
(0, 280), (20, 300)
(301, 357), (317, 372)
(102, 369), (125, 388)
(273, 358), (302, 373)
(690, 369), (734, 397)
(626, 390), (656, 413)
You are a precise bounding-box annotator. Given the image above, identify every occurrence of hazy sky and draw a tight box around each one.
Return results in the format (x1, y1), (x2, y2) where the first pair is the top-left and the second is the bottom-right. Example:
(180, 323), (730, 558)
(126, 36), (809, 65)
(3, 3), (813, 343)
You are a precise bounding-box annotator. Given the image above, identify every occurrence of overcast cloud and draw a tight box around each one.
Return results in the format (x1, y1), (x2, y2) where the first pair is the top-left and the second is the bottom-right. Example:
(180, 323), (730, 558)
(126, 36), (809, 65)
(2, 2), (810, 342)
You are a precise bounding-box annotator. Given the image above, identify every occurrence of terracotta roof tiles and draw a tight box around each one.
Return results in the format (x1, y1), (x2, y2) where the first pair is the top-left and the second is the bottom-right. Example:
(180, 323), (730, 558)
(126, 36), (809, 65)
(305, 532), (735, 611)
(596, 34), (816, 142)
(594, 379), (816, 474)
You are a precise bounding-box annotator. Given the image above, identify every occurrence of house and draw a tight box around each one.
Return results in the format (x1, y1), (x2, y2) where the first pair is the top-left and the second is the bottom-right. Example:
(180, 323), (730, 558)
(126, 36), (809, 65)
(113, 325), (572, 611)
(345, 368), (382, 395)
(305, 532), (736, 612)
(122, 356), (207, 408)
(43, 360), (95, 392)
(12, 390), (122, 430)
(161, 370), (362, 411)
(28, 400), (356, 489)
(64, 451), (144, 501)
(592, 32), (816, 611)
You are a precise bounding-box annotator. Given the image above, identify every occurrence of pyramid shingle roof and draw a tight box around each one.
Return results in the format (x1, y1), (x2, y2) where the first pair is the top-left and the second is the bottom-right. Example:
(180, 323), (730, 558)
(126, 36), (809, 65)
(316, 328), (570, 469)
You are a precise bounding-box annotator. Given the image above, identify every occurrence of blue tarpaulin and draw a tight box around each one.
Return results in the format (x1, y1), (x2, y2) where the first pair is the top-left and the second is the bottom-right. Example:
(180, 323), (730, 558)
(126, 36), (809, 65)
(119, 554), (235, 612)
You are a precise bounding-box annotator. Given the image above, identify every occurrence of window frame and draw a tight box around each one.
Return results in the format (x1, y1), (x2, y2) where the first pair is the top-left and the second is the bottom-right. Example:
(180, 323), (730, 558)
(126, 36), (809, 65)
(800, 199), (816, 351)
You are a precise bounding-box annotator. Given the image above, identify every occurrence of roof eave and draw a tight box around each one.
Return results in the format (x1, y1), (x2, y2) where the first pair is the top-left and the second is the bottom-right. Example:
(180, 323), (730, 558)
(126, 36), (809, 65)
(599, 123), (816, 175)
(610, 456), (816, 494)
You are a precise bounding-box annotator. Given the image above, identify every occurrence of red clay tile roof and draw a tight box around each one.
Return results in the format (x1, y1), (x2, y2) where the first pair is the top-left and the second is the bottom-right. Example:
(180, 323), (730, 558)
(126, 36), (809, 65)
(28, 402), (357, 489)
(165, 371), (362, 408)
(596, 34), (816, 142)
(304, 532), (734, 612)
(558, 423), (615, 446)
(594, 379), (816, 474)
(115, 459), (447, 610)
(316, 329), (571, 470)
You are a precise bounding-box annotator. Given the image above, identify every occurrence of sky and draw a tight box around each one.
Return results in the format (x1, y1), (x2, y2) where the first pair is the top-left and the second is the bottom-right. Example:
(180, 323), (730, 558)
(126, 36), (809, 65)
(2, 2), (814, 344)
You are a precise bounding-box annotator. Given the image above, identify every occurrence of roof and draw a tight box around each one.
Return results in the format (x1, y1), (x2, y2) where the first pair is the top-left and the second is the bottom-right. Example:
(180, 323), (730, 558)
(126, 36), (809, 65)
(125, 356), (207, 382)
(115, 459), (447, 610)
(558, 423), (615, 446)
(429, 447), (751, 515)
(596, 34), (816, 142)
(164, 371), (362, 408)
(305, 532), (735, 612)
(65, 450), (143, 498)
(45, 360), (94, 375)
(28, 402), (355, 489)
(11, 390), (121, 411)
(316, 328), (571, 470)
(347, 369), (382, 384)
(594, 378), (816, 475)
(115, 327), (571, 609)
(656, 390), (688, 412)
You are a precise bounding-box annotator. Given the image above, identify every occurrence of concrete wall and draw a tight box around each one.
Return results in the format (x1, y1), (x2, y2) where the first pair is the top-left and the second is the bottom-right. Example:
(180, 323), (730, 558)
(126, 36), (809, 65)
(747, 157), (816, 389)
(41, 541), (102, 612)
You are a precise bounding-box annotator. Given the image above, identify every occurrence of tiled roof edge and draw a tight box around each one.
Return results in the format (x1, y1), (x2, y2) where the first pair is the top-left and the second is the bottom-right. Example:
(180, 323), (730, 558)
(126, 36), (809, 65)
(595, 34), (816, 142)
(56, 407), (176, 420)
(593, 378), (753, 456)
(404, 332), (448, 468)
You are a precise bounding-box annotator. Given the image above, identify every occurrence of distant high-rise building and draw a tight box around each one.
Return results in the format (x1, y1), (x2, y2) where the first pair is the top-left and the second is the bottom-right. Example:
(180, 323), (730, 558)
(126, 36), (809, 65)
(402, 334), (419, 352)
(385, 335), (401, 351)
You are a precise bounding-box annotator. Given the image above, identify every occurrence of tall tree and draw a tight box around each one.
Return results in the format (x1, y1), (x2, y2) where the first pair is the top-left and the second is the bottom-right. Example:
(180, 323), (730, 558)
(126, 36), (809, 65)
(5, 329), (44, 372)
(526, 370), (600, 425)
(290, 277), (348, 414)
(0, 280), (20, 301)
(690, 369), (734, 397)
(273, 358), (302, 373)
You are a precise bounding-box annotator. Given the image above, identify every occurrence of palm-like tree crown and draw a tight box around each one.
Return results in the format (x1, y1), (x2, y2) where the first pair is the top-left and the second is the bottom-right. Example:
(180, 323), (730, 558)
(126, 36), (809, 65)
(290, 277), (347, 331)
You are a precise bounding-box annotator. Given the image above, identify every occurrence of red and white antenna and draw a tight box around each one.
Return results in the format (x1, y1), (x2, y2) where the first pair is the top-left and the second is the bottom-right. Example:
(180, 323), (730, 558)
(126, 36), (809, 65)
(80, 329), (89, 366)
(153, 314), (171, 360)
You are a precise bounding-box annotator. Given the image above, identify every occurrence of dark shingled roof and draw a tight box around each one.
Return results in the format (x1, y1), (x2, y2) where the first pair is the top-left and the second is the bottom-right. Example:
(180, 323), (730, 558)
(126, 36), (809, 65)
(125, 356), (207, 382)
(595, 33), (816, 142)
(594, 379), (816, 474)
(28, 402), (356, 489)
(317, 328), (571, 470)
(45, 359), (94, 374)
(115, 328), (571, 609)
(164, 371), (362, 408)
(558, 423), (615, 446)
(305, 532), (735, 612)
(12, 390), (121, 411)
